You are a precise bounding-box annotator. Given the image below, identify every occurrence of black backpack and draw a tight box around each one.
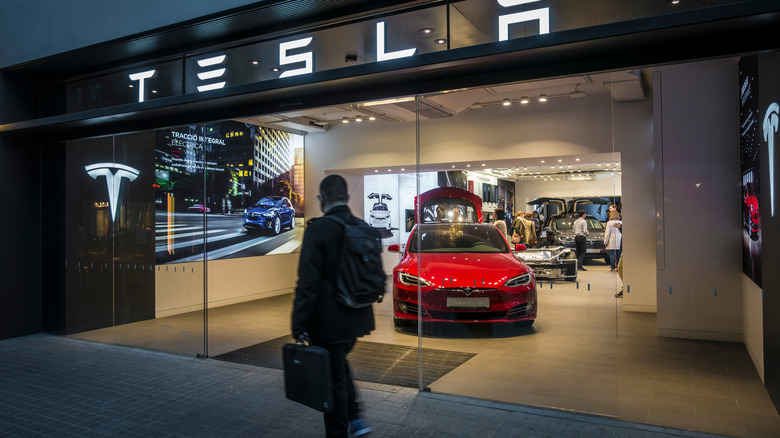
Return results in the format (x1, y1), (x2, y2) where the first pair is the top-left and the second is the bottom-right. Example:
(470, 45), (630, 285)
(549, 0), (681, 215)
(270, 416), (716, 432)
(322, 215), (385, 308)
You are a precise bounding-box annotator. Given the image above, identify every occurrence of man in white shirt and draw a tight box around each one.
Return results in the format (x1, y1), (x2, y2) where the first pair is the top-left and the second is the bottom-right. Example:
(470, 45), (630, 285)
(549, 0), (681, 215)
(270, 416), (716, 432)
(573, 210), (589, 271)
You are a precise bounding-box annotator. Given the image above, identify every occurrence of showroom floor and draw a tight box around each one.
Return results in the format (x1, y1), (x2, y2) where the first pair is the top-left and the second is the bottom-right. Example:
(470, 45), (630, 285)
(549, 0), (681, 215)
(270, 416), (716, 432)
(70, 264), (780, 438)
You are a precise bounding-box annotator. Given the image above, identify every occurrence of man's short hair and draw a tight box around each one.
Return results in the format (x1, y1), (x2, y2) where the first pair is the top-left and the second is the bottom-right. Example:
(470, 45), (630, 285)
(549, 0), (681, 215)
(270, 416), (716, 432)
(320, 174), (348, 203)
(577, 209), (586, 218)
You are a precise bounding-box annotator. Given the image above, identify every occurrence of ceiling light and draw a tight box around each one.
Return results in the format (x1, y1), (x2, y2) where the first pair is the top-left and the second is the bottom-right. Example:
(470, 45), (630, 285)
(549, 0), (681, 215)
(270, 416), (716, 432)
(434, 38), (447, 44)
(575, 158), (580, 161)
(369, 116), (376, 121)
(451, 165), (456, 168)
(539, 94), (548, 102)
(597, 163), (602, 166)
(421, 28), (434, 34)
(551, 166), (555, 169)
(374, 169), (378, 172)
(355, 117), (362, 122)
(342, 117), (349, 124)
(128, 84), (134, 88)
(540, 160), (545, 163)
(152, 90), (157, 94)
(251, 60), (259, 65)
(387, 169), (391, 172)
(362, 96), (415, 107)
(401, 168), (405, 171)
(671, 0), (680, 4)
(502, 99), (511, 106)
(466, 164), (471, 167)
(520, 97), (529, 104)
(557, 159), (562, 162)
(482, 164), (485, 166)
(523, 167), (528, 170)
(271, 67), (280, 72)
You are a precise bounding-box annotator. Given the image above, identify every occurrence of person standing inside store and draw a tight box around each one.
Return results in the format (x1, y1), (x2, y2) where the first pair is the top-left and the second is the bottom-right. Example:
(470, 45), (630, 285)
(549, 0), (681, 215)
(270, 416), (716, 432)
(493, 209), (508, 237)
(573, 210), (589, 271)
(603, 210), (623, 271)
(291, 174), (375, 438)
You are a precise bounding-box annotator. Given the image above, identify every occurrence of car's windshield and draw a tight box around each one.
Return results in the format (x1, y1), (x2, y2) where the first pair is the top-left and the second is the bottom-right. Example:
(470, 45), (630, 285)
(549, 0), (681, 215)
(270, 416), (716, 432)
(409, 224), (509, 253)
(253, 198), (279, 208)
(555, 217), (604, 230)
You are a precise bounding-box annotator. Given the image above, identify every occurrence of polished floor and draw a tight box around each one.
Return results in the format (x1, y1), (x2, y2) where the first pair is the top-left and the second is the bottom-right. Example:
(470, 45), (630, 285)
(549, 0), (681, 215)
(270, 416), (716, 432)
(70, 264), (780, 438)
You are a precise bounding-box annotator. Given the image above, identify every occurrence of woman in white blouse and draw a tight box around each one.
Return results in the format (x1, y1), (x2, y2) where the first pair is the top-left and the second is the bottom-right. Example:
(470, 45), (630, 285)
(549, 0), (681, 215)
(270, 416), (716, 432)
(603, 210), (622, 271)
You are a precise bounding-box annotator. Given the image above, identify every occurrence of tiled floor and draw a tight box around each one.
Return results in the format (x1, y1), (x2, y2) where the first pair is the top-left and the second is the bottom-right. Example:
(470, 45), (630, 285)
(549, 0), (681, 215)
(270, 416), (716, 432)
(71, 264), (780, 437)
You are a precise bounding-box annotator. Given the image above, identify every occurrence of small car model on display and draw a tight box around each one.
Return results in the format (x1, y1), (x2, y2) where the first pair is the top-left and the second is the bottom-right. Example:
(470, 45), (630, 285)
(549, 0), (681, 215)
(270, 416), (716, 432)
(743, 182), (760, 240)
(368, 192), (392, 229)
(514, 246), (577, 281)
(243, 196), (295, 235)
(389, 187), (537, 327)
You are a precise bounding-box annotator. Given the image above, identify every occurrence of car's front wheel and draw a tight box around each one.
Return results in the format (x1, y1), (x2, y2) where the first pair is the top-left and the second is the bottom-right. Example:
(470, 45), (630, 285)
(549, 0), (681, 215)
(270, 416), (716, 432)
(272, 216), (281, 235)
(289, 216), (295, 229)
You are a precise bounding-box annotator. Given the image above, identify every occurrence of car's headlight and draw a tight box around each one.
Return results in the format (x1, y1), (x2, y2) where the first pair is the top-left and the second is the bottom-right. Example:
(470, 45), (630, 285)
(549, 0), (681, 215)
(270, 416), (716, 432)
(262, 212), (275, 217)
(243, 209), (247, 214)
(398, 271), (431, 287)
(505, 273), (532, 287)
(558, 235), (574, 242)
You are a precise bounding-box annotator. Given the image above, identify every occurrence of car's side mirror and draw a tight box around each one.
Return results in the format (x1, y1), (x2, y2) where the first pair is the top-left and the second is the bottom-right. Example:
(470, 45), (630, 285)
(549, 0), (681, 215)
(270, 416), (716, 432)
(515, 244), (527, 252)
(388, 244), (401, 253)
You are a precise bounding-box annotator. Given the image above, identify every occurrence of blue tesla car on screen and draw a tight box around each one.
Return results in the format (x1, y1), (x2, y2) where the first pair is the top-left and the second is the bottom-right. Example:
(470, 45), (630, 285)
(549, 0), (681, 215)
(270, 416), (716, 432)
(243, 196), (295, 235)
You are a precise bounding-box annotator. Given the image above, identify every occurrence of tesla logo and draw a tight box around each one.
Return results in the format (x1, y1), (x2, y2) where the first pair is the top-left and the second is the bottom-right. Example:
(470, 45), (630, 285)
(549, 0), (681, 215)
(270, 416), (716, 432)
(498, 0), (550, 41)
(85, 163), (140, 221)
(764, 102), (779, 217)
(129, 70), (156, 102)
(462, 287), (473, 296)
(196, 55), (227, 92)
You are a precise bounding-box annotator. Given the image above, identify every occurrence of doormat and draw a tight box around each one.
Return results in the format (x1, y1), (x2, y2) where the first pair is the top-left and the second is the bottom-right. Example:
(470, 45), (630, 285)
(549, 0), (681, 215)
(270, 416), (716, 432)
(213, 335), (476, 388)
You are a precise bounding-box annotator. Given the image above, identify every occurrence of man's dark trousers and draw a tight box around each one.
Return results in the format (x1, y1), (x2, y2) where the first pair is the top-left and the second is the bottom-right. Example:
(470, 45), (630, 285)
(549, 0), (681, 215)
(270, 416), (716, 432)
(317, 338), (359, 438)
(575, 235), (587, 268)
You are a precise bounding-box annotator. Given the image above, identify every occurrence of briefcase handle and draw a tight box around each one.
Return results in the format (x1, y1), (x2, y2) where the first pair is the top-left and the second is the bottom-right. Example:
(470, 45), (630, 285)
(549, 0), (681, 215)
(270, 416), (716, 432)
(296, 332), (313, 346)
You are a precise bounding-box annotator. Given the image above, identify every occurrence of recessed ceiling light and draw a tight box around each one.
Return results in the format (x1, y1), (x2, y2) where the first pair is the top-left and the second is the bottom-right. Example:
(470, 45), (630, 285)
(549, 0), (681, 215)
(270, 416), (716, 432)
(342, 117), (349, 124)
(451, 165), (456, 168)
(421, 28), (434, 34)
(152, 90), (157, 94)
(557, 159), (562, 162)
(540, 160), (545, 163)
(128, 84), (134, 88)
(355, 117), (362, 122)
(434, 38), (447, 44)
(520, 96), (529, 104)
(401, 168), (405, 171)
(251, 60), (259, 65)
(503, 99), (511, 106)
(539, 94), (548, 102)
(523, 167), (528, 170)
(374, 169), (378, 172)
(369, 116), (376, 121)
(271, 67), (280, 72)
(576, 158), (580, 161)
(481, 163), (485, 166)
(387, 169), (391, 172)
(466, 164), (471, 167)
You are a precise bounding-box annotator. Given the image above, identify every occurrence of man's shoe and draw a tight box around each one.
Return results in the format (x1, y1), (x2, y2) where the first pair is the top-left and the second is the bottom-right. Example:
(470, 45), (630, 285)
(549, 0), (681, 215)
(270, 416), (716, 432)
(615, 290), (623, 298)
(349, 418), (372, 437)
(579, 267), (587, 271)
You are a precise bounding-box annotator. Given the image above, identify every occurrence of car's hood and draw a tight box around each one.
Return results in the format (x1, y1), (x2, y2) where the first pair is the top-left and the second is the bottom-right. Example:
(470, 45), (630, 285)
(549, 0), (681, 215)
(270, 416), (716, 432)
(402, 252), (529, 288)
(559, 229), (605, 238)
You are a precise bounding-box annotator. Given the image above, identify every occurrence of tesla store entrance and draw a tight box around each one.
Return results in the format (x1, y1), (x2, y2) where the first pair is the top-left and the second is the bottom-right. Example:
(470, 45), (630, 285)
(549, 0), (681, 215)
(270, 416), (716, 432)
(59, 60), (780, 437)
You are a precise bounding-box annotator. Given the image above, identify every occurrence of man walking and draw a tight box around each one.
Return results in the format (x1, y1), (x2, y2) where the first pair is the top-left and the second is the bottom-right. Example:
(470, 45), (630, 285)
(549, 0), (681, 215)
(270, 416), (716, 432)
(292, 175), (375, 438)
(573, 209), (589, 271)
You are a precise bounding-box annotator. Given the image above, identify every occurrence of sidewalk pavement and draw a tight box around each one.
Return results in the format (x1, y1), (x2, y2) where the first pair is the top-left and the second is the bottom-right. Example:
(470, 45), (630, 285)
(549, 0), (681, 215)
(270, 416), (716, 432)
(0, 334), (728, 438)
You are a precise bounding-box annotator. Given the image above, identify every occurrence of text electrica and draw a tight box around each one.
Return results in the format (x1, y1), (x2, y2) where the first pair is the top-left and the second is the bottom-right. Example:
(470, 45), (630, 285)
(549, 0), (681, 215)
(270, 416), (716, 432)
(128, 0), (550, 103)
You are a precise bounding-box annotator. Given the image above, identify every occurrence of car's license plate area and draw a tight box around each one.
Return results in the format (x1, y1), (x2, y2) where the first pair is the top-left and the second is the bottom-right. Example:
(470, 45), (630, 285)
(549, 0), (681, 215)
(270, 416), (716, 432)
(446, 297), (490, 309)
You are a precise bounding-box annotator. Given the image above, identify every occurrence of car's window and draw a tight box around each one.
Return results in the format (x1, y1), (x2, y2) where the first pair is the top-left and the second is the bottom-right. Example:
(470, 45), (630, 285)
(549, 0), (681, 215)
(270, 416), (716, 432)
(409, 224), (509, 253)
(554, 217), (604, 230)
(421, 198), (478, 223)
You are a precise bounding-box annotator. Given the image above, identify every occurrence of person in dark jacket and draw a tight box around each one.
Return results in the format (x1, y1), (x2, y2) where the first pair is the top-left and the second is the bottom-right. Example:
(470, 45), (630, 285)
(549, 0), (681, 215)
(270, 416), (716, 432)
(292, 174), (375, 438)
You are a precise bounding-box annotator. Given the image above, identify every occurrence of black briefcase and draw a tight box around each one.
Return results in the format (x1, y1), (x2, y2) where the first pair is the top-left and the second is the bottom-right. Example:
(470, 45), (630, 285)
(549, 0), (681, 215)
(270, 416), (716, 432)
(282, 340), (333, 412)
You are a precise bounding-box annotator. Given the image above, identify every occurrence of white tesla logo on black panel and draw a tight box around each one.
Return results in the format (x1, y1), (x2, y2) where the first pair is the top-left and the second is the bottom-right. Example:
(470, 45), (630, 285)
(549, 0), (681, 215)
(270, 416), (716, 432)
(85, 163), (140, 222)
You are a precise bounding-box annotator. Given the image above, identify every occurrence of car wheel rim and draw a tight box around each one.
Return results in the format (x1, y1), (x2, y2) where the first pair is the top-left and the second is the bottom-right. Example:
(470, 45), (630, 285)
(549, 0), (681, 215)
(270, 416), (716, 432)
(274, 218), (280, 233)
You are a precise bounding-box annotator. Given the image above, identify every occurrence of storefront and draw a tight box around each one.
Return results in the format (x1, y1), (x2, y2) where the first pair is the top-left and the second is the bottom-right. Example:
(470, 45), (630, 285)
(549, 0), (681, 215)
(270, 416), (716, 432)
(2, 1), (779, 435)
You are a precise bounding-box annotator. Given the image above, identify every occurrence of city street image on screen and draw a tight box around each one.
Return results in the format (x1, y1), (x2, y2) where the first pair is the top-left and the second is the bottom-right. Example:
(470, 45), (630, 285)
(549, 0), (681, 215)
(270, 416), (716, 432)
(154, 120), (304, 264)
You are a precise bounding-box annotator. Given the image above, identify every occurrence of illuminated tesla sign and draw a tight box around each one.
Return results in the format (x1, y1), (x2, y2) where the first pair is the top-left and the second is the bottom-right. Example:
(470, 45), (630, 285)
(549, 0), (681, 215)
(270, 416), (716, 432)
(764, 102), (779, 217)
(85, 163), (140, 221)
(498, 0), (550, 41)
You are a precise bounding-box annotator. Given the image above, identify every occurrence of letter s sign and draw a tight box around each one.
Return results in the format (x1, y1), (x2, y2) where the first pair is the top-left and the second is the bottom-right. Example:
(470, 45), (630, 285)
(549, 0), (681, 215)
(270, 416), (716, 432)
(279, 37), (313, 78)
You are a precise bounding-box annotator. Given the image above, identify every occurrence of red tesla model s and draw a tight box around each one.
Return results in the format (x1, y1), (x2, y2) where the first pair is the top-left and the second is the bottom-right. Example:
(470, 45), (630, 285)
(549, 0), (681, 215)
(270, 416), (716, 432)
(389, 187), (537, 327)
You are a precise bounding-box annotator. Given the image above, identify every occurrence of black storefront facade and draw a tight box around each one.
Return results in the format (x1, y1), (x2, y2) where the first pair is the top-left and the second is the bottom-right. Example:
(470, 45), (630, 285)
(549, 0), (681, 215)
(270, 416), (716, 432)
(2, 0), (780, 432)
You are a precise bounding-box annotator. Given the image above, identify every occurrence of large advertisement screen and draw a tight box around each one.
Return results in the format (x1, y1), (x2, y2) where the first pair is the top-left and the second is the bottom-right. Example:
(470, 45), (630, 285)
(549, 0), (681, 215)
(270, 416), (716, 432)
(740, 57), (762, 287)
(155, 121), (304, 264)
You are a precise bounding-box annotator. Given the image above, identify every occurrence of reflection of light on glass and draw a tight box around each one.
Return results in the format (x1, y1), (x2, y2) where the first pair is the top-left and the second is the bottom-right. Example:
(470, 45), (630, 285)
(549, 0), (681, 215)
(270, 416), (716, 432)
(167, 193), (175, 254)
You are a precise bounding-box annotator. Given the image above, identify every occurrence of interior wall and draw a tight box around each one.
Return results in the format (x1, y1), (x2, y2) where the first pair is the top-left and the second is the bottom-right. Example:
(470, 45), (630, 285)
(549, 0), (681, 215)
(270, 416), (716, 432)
(654, 59), (743, 342)
(155, 254), (300, 317)
(514, 176), (623, 210)
(306, 91), (657, 312)
(744, 274), (764, 381)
